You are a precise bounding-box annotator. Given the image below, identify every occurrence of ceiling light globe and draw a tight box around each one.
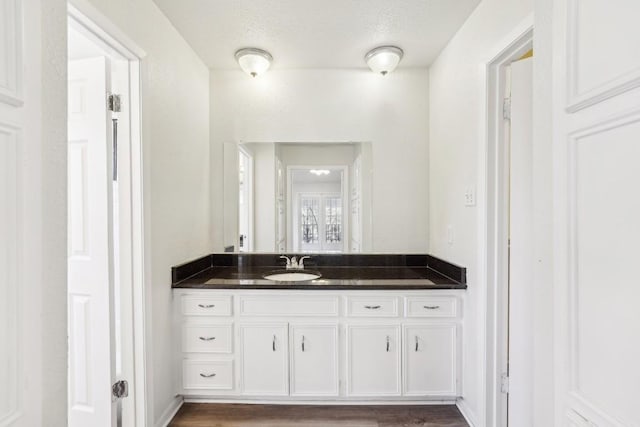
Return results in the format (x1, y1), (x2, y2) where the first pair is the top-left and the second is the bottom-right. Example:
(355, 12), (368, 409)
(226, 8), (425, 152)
(235, 48), (273, 77)
(365, 46), (404, 75)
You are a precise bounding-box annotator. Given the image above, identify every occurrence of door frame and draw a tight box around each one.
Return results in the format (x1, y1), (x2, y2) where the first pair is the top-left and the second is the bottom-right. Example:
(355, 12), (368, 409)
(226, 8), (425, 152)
(480, 16), (533, 427)
(286, 165), (349, 253)
(238, 144), (254, 252)
(68, 3), (148, 426)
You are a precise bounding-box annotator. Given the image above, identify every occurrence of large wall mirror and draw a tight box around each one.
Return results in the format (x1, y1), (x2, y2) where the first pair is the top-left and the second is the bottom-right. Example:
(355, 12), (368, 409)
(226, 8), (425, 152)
(223, 139), (429, 254)
(224, 142), (373, 253)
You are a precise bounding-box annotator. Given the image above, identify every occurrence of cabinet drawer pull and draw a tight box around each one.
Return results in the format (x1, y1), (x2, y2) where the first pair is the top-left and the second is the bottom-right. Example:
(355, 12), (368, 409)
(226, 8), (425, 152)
(198, 304), (215, 308)
(301, 335), (306, 352)
(364, 305), (381, 310)
(415, 336), (419, 352)
(199, 373), (216, 378)
(386, 335), (390, 352)
(272, 335), (276, 352)
(423, 305), (440, 310)
(199, 336), (216, 341)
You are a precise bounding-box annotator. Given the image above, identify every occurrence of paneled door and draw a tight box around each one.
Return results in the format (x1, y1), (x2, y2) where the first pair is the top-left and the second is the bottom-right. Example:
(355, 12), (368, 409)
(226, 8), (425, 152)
(67, 57), (117, 427)
(553, 0), (640, 426)
(289, 324), (339, 396)
(240, 324), (289, 395)
(347, 325), (401, 396)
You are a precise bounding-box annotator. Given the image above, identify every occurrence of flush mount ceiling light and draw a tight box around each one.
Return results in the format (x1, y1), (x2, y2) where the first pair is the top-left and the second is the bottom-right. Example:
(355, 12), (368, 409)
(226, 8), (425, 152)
(365, 46), (404, 76)
(235, 48), (273, 77)
(310, 169), (330, 176)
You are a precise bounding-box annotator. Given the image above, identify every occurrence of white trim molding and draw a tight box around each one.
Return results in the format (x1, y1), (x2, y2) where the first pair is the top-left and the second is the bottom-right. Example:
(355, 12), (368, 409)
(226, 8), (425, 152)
(0, 121), (22, 426)
(0, 0), (23, 106)
(154, 396), (184, 427)
(480, 14), (534, 427)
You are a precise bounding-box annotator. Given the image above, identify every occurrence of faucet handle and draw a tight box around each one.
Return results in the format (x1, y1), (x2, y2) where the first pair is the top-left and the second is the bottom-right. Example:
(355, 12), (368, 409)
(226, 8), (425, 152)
(298, 256), (311, 269)
(279, 255), (291, 268)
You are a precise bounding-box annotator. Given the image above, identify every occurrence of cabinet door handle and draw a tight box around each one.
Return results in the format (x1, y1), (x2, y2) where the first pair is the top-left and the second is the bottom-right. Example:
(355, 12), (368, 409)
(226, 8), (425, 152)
(415, 336), (419, 352)
(386, 335), (390, 352)
(423, 305), (440, 310)
(198, 304), (215, 308)
(199, 373), (216, 378)
(199, 336), (216, 341)
(301, 335), (306, 352)
(365, 305), (381, 310)
(272, 335), (276, 352)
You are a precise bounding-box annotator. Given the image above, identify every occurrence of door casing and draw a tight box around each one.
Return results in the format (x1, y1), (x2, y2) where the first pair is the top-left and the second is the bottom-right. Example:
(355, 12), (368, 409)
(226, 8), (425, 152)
(68, 3), (148, 426)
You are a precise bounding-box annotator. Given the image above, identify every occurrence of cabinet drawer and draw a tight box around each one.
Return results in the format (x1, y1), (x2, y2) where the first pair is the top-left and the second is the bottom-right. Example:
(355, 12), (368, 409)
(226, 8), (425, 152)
(406, 296), (458, 318)
(181, 295), (232, 316)
(182, 324), (233, 353)
(347, 296), (399, 317)
(239, 296), (339, 316)
(183, 360), (234, 390)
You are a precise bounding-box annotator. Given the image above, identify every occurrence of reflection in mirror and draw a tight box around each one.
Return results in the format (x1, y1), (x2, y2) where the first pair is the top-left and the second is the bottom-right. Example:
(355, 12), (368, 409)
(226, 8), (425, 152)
(224, 142), (372, 253)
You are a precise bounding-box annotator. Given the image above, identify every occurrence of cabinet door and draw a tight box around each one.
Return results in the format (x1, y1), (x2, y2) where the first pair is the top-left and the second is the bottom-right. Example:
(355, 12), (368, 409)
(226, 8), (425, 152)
(239, 324), (288, 395)
(403, 324), (458, 396)
(347, 325), (401, 396)
(290, 324), (339, 396)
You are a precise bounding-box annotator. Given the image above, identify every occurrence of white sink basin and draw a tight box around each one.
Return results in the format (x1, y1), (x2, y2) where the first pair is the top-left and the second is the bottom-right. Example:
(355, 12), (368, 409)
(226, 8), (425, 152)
(263, 270), (322, 282)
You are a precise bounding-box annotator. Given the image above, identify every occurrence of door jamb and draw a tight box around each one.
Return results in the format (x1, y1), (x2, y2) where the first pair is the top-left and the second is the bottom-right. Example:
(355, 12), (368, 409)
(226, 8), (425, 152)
(68, 3), (148, 426)
(480, 17), (533, 427)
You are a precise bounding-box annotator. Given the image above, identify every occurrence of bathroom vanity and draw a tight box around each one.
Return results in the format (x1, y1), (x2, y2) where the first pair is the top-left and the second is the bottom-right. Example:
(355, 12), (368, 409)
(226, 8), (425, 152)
(172, 254), (466, 403)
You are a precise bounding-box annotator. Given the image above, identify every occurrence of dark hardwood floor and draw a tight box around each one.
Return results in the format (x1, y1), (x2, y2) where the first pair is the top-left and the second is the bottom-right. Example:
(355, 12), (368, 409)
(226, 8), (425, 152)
(169, 403), (469, 427)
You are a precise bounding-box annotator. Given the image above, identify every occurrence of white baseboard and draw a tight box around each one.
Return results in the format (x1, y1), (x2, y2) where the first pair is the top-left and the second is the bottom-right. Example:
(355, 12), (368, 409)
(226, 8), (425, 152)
(456, 398), (478, 427)
(155, 396), (184, 427)
(183, 397), (458, 405)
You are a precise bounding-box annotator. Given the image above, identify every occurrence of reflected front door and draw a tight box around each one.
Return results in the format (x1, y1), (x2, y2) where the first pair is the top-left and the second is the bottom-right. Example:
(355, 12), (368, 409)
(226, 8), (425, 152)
(299, 193), (343, 253)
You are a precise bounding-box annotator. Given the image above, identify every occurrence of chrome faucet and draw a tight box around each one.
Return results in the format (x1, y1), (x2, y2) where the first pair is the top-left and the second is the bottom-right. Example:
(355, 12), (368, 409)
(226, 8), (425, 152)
(279, 255), (311, 270)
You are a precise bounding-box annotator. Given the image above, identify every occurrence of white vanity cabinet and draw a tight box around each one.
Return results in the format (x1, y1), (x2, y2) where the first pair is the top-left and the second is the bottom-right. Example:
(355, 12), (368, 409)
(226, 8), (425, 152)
(290, 324), (339, 396)
(403, 324), (458, 396)
(175, 289), (463, 402)
(347, 325), (401, 396)
(239, 324), (289, 395)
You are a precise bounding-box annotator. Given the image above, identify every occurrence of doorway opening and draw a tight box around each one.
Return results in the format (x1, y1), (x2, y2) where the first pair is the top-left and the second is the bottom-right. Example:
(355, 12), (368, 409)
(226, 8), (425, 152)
(288, 166), (348, 253)
(67, 5), (146, 427)
(483, 22), (533, 427)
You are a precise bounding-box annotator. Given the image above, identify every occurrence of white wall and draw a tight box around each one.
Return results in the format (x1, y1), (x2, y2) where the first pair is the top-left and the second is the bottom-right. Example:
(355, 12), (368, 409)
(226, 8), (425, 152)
(428, 0), (533, 425)
(211, 68), (429, 253)
(14, 0), (68, 425)
(73, 0), (210, 424)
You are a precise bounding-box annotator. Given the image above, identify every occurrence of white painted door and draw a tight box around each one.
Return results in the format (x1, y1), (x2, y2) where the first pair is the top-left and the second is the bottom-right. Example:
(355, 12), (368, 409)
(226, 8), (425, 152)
(552, 0), (640, 426)
(508, 57), (533, 427)
(403, 324), (458, 396)
(289, 324), (339, 396)
(67, 57), (116, 427)
(240, 324), (289, 395)
(347, 325), (401, 396)
(299, 193), (344, 253)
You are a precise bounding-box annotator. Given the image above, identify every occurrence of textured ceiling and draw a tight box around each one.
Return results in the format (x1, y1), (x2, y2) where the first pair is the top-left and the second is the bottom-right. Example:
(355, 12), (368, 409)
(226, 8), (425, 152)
(152, 0), (481, 69)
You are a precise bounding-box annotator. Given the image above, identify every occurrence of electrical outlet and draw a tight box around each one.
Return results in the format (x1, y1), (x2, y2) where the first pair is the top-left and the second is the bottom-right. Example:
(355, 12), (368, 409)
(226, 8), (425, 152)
(464, 186), (476, 206)
(447, 225), (454, 245)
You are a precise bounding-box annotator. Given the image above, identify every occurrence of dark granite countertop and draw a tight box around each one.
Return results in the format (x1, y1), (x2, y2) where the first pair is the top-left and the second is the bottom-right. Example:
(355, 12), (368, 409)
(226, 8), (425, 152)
(172, 254), (467, 290)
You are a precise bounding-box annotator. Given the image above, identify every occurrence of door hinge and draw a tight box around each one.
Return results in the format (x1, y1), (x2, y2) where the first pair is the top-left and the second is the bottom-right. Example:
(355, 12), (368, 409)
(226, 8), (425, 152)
(112, 380), (129, 400)
(503, 97), (511, 120)
(108, 94), (122, 113)
(501, 373), (509, 394)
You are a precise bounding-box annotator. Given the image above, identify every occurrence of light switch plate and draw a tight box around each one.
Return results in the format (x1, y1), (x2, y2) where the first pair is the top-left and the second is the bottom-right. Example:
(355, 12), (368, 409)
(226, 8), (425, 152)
(464, 186), (476, 206)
